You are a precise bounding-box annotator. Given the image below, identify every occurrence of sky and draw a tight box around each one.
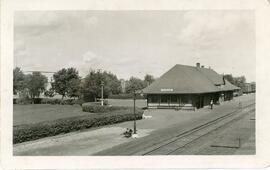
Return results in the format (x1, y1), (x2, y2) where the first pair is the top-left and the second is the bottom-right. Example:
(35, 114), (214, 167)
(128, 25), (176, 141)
(14, 10), (255, 82)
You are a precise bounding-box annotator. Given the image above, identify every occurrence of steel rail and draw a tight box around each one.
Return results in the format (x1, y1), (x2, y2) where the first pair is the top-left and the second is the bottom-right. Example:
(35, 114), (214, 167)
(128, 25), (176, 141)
(141, 103), (255, 155)
(166, 108), (255, 155)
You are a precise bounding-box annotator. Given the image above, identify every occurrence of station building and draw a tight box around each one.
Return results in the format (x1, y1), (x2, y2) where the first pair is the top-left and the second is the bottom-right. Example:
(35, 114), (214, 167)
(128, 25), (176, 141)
(142, 63), (240, 109)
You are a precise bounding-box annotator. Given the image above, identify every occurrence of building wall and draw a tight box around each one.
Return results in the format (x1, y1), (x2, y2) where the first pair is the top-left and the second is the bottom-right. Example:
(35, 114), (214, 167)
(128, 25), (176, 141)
(147, 92), (221, 109)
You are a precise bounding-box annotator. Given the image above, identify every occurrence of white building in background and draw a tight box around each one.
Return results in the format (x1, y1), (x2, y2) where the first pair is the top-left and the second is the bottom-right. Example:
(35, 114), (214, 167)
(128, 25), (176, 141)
(23, 71), (55, 90)
(120, 79), (126, 93)
(14, 70), (62, 99)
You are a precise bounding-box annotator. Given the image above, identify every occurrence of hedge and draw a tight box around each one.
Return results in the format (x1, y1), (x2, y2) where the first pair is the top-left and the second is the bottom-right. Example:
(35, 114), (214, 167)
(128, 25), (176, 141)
(14, 98), (33, 104)
(14, 98), (85, 105)
(41, 98), (85, 105)
(82, 102), (122, 113)
(108, 93), (145, 100)
(13, 107), (143, 144)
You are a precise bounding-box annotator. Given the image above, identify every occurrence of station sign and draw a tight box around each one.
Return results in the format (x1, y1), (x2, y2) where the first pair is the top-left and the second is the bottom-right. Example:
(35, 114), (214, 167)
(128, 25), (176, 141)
(161, 88), (173, 92)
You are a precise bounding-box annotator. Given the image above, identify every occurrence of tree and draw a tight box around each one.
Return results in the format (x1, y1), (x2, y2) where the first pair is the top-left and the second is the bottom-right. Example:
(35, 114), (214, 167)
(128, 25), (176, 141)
(224, 74), (246, 91)
(103, 71), (122, 95)
(13, 67), (25, 95)
(24, 72), (48, 99)
(224, 74), (234, 85)
(125, 77), (146, 93)
(44, 88), (55, 98)
(82, 70), (121, 102)
(144, 74), (155, 86)
(52, 68), (80, 99)
(234, 76), (246, 90)
(67, 78), (81, 99)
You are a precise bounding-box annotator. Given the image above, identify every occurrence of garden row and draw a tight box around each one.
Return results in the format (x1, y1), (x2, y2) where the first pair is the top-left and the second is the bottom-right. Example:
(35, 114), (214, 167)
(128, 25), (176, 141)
(14, 106), (144, 144)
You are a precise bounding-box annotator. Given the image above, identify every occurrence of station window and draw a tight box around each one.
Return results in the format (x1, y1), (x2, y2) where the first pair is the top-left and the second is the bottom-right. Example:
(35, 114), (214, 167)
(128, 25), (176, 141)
(171, 95), (178, 103)
(161, 95), (168, 103)
(149, 95), (159, 103)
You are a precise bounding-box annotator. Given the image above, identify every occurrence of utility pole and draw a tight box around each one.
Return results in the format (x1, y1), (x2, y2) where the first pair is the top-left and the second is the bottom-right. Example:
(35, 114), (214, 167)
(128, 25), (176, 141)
(133, 89), (137, 134)
(101, 81), (104, 106)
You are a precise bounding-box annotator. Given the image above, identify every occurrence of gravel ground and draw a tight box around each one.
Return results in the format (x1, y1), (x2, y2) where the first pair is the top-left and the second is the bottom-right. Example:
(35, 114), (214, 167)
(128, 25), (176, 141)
(172, 107), (255, 155)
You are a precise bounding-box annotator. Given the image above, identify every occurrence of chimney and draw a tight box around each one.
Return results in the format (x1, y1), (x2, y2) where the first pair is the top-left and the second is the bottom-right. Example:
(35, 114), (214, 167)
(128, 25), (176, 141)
(196, 63), (200, 68)
(201, 65), (204, 68)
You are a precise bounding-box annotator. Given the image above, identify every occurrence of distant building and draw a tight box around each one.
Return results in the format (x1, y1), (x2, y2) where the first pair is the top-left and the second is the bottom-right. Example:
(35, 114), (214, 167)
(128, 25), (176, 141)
(251, 82), (256, 92)
(142, 63), (240, 109)
(243, 82), (256, 94)
(120, 79), (126, 93)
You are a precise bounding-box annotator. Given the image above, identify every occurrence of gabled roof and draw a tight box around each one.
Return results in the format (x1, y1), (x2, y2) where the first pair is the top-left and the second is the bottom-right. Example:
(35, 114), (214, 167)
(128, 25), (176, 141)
(221, 80), (241, 91)
(143, 64), (240, 94)
(143, 64), (221, 94)
(197, 67), (224, 85)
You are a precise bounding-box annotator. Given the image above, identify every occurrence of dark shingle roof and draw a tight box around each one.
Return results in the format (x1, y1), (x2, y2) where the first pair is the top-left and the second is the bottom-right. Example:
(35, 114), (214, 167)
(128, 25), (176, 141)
(221, 79), (241, 91)
(143, 64), (240, 94)
(197, 67), (224, 85)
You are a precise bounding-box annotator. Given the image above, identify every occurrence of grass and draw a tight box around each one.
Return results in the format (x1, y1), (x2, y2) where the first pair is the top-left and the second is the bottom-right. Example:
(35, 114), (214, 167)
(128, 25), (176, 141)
(13, 104), (90, 126)
(13, 106), (143, 144)
(107, 99), (147, 108)
(13, 99), (147, 126)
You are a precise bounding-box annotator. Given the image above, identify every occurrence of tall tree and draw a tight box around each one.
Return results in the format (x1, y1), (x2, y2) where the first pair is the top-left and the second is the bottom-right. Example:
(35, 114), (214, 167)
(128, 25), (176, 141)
(144, 74), (155, 86)
(224, 74), (246, 91)
(234, 76), (246, 90)
(103, 71), (122, 95)
(224, 74), (234, 85)
(13, 67), (25, 95)
(44, 88), (55, 98)
(52, 68), (80, 99)
(24, 72), (48, 99)
(125, 77), (146, 93)
(82, 70), (121, 102)
(66, 78), (81, 99)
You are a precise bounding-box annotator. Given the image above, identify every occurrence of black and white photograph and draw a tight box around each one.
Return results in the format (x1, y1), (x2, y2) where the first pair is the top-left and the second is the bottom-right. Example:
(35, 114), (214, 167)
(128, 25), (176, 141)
(12, 10), (256, 156)
(1, 0), (270, 169)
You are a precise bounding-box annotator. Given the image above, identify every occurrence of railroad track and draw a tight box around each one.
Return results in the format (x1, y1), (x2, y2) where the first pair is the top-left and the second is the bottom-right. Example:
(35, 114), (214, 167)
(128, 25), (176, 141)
(137, 103), (255, 155)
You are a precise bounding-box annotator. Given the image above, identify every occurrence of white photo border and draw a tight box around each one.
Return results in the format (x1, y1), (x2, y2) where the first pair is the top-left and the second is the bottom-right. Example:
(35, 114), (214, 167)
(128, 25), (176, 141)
(1, 0), (270, 169)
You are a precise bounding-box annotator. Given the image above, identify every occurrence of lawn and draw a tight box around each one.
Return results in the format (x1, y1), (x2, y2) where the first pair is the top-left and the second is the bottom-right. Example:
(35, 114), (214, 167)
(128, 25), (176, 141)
(13, 99), (147, 126)
(13, 103), (144, 143)
(13, 104), (90, 126)
(107, 99), (147, 108)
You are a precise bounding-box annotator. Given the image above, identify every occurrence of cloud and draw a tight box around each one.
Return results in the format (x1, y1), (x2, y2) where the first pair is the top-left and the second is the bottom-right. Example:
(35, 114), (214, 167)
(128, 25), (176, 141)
(15, 12), (60, 27)
(14, 12), (99, 37)
(13, 11), (255, 81)
(174, 11), (253, 49)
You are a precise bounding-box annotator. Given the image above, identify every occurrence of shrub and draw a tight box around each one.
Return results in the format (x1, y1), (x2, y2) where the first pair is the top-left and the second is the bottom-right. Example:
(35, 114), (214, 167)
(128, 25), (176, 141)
(41, 98), (88, 105)
(41, 98), (50, 104)
(15, 98), (32, 105)
(33, 98), (42, 104)
(82, 102), (128, 113)
(13, 107), (143, 144)
(60, 99), (74, 105)
(40, 98), (61, 105)
(72, 98), (85, 106)
(109, 93), (145, 99)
